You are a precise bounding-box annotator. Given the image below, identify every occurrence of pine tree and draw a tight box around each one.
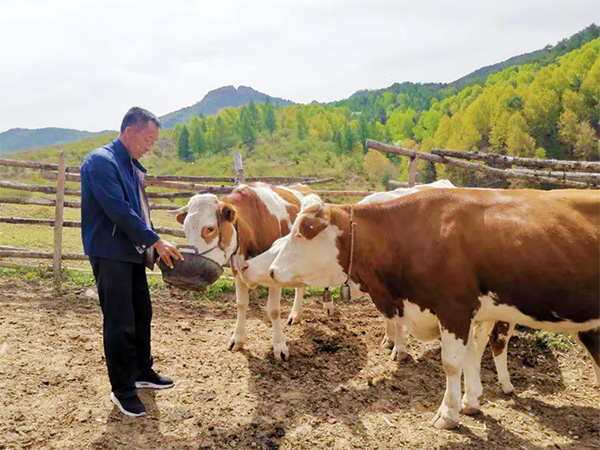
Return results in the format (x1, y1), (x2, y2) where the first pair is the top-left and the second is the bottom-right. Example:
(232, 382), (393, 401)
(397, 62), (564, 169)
(177, 125), (191, 161)
(296, 110), (308, 140)
(189, 116), (207, 158)
(343, 125), (356, 153)
(212, 116), (229, 153)
(239, 106), (257, 148)
(263, 97), (277, 139)
(247, 100), (259, 129)
(358, 113), (369, 153)
(333, 129), (343, 156)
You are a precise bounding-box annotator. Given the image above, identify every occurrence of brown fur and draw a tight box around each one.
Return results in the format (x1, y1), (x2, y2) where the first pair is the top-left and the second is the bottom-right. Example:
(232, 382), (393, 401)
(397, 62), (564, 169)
(489, 322), (511, 357)
(318, 188), (599, 343)
(222, 184), (311, 259)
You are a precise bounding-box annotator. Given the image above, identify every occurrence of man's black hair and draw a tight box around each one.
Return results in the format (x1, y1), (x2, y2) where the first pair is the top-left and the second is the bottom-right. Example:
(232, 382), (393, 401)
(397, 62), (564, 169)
(120, 107), (161, 133)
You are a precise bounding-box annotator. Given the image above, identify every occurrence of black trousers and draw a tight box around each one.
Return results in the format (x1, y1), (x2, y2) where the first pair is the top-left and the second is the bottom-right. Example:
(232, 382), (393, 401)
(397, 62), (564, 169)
(90, 256), (153, 398)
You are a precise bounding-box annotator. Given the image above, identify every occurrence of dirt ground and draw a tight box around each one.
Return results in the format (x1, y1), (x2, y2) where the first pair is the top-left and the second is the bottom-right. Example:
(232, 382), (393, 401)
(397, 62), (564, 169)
(0, 276), (599, 450)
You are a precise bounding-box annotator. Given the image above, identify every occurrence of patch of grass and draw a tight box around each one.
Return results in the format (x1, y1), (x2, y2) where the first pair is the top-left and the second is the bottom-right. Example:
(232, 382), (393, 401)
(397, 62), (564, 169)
(147, 275), (166, 290)
(62, 269), (96, 288)
(202, 278), (236, 300)
(0, 267), (44, 283)
(535, 330), (574, 351)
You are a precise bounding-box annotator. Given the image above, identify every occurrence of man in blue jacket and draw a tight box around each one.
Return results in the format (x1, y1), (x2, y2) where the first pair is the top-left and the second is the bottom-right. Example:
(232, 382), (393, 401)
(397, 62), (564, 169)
(81, 107), (183, 417)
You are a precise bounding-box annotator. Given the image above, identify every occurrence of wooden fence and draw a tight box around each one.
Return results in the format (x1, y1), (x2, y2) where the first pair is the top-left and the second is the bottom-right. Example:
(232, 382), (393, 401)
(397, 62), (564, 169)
(0, 150), (372, 285)
(4, 142), (597, 285)
(367, 140), (600, 189)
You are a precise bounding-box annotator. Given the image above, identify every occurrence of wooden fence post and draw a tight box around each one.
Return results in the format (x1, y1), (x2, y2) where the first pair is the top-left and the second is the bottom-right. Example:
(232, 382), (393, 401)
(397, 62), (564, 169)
(233, 151), (245, 186)
(53, 149), (66, 286)
(408, 155), (419, 187)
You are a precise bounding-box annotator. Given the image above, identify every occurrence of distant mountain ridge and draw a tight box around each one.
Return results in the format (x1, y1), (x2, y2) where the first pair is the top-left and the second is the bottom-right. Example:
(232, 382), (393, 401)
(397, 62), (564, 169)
(4, 24), (597, 153)
(159, 85), (294, 128)
(449, 23), (599, 89)
(0, 127), (113, 154)
(346, 23), (599, 101)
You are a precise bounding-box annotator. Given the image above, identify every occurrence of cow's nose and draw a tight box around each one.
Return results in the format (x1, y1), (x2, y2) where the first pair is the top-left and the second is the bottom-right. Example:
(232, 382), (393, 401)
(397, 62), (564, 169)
(240, 262), (249, 272)
(269, 268), (276, 280)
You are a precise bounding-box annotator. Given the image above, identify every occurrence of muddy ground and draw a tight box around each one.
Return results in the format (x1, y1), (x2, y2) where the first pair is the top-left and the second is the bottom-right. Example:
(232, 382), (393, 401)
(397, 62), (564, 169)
(0, 276), (598, 450)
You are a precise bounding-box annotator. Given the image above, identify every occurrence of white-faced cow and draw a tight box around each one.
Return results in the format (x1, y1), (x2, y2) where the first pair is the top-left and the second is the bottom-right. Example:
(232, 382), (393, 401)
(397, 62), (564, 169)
(267, 188), (600, 429)
(170, 182), (316, 360)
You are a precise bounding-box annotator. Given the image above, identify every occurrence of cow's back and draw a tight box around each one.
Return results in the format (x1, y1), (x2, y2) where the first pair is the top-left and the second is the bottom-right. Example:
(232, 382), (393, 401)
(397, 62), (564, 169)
(224, 183), (311, 258)
(381, 188), (600, 324)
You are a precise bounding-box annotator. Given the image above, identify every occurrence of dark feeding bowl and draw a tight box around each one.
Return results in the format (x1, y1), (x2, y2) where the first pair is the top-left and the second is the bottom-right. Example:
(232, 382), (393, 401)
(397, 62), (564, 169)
(158, 245), (223, 291)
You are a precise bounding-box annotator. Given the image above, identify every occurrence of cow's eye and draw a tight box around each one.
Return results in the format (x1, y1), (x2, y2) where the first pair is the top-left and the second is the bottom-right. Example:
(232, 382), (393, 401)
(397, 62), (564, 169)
(206, 226), (215, 233)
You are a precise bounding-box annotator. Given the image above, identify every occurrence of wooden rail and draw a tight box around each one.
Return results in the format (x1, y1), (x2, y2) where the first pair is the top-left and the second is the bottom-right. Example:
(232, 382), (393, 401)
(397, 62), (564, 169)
(0, 217), (185, 238)
(431, 149), (600, 173)
(0, 196), (184, 211)
(367, 140), (597, 189)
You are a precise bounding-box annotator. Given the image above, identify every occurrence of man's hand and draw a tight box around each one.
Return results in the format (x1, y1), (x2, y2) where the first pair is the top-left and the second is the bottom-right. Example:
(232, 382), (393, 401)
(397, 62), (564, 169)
(153, 239), (184, 269)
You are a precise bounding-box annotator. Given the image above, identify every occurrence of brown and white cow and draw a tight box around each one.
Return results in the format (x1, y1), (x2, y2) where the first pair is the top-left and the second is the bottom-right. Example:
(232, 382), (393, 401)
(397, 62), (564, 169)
(267, 189), (600, 429)
(239, 180), (458, 358)
(170, 182), (315, 360)
(239, 182), (518, 395)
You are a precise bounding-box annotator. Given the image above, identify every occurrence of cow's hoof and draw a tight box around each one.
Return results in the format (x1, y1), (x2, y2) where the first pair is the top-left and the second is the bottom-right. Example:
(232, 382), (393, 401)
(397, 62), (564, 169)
(287, 313), (301, 326)
(391, 349), (410, 362)
(273, 343), (289, 361)
(501, 383), (515, 395)
(323, 302), (335, 316)
(430, 412), (459, 430)
(228, 336), (245, 352)
(381, 337), (395, 349)
(460, 405), (481, 416)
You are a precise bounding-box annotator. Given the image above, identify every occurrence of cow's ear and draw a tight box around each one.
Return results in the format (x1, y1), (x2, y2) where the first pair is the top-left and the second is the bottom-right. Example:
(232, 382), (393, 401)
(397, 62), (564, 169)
(298, 215), (329, 240)
(168, 205), (188, 224)
(220, 202), (237, 223)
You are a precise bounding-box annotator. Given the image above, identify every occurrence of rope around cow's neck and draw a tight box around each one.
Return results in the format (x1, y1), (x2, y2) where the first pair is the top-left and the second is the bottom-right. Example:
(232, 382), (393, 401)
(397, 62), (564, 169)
(228, 221), (241, 269)
(345, 205), (355, 285)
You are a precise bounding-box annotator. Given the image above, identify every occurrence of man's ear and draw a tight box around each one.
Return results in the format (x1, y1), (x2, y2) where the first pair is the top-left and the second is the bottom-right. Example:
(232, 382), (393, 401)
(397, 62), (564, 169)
(176, 212), (187, 224)
(298, 215), (329, 240)
(220, 202), (237, 223)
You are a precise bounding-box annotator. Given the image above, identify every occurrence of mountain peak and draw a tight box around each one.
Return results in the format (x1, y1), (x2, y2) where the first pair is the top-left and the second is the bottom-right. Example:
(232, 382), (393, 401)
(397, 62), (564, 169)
(160, 85), (294, 128)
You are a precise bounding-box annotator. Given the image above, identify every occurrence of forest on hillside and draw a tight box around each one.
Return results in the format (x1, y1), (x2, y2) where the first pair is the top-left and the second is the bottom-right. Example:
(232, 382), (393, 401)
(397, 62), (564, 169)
(172, 37), (599, 188)
(8, 29), (598, 191)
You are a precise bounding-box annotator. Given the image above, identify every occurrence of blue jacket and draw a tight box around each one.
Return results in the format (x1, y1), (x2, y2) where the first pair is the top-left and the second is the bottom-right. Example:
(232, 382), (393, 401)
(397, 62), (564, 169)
(81, 138), (160, 263)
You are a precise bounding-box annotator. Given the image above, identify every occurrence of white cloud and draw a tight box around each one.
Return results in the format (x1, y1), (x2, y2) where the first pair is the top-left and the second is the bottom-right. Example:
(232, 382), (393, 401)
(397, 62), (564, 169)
(0, 0), (597, 131)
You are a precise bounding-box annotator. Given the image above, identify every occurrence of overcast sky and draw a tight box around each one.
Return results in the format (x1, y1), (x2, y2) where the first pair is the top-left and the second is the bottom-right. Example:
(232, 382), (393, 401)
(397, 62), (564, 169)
(0, 0), (597, 132)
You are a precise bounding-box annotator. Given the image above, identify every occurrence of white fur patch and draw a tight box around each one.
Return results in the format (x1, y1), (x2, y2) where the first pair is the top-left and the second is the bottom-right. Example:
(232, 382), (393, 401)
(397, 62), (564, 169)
(358, 179), (456, 205)
(270, 222), (345, 287)
(180, 194), (228, 265)
(249, 183), (295, 229)
(400, 300), (440, 342)
(280, 184), (309, 202)
(475, 293), (600, 333)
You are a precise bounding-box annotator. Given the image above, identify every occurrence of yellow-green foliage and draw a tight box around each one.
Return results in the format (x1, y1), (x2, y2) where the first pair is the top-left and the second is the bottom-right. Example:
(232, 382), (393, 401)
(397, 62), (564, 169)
(433, 39), (599, 160)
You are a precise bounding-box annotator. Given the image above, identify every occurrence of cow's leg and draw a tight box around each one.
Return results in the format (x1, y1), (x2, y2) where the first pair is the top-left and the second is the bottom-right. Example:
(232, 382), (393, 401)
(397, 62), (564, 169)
(489, 321), (515, 394)
(323, 287), (335, 316)
(430, 324), (469, 430)
(390, 319), (410, 362)
(228, 276), (249, 352)
(267, 287), (289, 361)
(381, 318), (396, 349)
(287, 287), (305, 325)
(573, 327), (600, 386)
(462, 321), (495, 415)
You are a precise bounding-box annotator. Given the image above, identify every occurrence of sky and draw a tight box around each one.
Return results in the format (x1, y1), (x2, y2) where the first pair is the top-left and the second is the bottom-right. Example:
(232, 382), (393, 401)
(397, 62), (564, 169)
(0, 0), (598, 132)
